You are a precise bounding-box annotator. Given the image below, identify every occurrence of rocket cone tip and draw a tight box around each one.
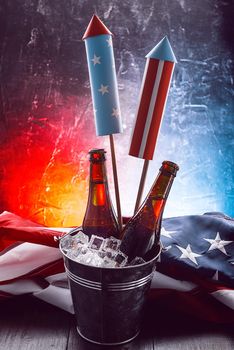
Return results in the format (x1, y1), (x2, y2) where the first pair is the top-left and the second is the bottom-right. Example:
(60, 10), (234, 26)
(146, 36), (177, 63)
(82, 14), (112, 40)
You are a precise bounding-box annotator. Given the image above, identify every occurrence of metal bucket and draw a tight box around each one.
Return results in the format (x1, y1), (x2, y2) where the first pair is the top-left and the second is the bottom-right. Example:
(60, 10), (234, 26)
(60, 234), (161, 345)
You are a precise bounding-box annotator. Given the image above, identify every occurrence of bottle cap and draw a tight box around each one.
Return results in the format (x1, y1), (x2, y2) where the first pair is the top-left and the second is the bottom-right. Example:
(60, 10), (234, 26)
(89, 148), (106, 162)
(160, 161), (179, 176)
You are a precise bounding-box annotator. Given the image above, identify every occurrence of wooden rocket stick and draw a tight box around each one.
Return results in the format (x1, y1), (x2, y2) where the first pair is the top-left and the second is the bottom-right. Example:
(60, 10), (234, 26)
(109, 134), (123, 230)
(134, 159), (149, 214)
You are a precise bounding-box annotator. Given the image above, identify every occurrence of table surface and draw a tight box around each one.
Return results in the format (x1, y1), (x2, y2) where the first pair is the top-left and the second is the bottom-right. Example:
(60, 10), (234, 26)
(0, 296), (233, 350)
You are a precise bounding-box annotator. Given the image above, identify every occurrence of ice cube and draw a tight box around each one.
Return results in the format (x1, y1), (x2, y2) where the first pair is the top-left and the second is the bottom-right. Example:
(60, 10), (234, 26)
(114, 252), (128, 267)
(102, 256), (117, 268)
(103, 236), (121, 252)
(105, 250), (117, 260)
(89, 252), (104, 267)
(79, 245), (89, 255)
(65, 242), (86, 259)
(129, 257), (146, 266)
(76, 248), (94, 264)
(88, 235), (105, 250)
(60, 235), (76, 252)
(66, 244), (82, 259)
(73, 231), (89, 245)
(97, 250), (106, 259)
(66, 251), (78, 259)
(77, 248), (106, 267)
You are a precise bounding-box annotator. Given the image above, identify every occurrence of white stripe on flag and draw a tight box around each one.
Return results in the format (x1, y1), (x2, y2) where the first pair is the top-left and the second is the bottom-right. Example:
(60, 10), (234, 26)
(138, 60), (164, 158)
(151, 271), (197, 291)
(34, 284), (74, 314)
(212, 290), (234, 310)
(129, 58), (150, 145)
(45, 272), (69, 288)
(0, 243), (62, 281)
(44, 227), (71, 233)
(0, 279), (42, 295)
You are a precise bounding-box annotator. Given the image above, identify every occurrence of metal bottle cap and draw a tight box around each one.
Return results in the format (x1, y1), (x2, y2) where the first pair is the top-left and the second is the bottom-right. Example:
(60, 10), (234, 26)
(89, 149), (106, 162)
(160, 161), (179, 176)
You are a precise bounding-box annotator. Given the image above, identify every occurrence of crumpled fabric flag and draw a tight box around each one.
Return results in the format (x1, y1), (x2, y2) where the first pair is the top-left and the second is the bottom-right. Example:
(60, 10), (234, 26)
(0, 211), (233, 322)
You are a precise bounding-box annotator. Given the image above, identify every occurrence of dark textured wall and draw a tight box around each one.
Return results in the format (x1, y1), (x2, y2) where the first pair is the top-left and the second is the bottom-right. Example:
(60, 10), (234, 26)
(0, 1), (233, 225)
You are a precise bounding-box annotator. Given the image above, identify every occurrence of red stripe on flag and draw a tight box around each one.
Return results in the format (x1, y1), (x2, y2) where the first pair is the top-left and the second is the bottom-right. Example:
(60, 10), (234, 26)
(0, 227), (61, 252)
(129, 59), (159, 157)
(148, 288), (234, 323)
(143, 61), (174, 159)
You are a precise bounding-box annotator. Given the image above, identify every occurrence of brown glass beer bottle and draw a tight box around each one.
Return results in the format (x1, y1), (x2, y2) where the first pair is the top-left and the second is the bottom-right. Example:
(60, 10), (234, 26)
(120, 161), (179, 261)
(82, 149), (120, 239)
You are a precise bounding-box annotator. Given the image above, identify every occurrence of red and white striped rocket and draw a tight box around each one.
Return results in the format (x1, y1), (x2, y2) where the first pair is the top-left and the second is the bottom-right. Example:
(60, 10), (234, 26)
(129, 36), (177, 160)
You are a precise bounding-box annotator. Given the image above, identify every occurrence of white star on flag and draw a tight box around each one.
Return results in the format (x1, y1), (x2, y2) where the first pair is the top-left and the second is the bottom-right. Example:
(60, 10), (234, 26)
(98, 84), (109, 95)
(161, 227), (177, 238)
(204, 232), (232, 255)
(211, 270), (219, 281)
(163, 245), (172, 252)
(91, 54), (101, 66)
(106, 37), (112, 47)
(111, 108), (119, 118)
(176, 244), (201, 266)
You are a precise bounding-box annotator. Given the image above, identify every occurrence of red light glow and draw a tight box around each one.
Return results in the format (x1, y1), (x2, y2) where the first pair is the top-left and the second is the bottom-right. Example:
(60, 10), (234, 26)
(0, 96), (105, 227)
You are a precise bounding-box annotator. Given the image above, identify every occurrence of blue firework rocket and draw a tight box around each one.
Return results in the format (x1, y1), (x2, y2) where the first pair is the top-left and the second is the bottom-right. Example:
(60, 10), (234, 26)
(83, 15), (123, 136)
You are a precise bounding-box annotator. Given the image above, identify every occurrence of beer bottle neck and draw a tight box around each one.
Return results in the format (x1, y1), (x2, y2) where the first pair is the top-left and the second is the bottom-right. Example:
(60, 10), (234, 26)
(149, 170), (175, 202)
(90, 161), (107, 183)
(89, 161), (109, 207)
(137, 170), (176, 230)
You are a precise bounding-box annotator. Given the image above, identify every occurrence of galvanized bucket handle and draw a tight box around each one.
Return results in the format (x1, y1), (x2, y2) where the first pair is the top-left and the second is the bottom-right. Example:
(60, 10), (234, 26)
(54, 226), (83, 243)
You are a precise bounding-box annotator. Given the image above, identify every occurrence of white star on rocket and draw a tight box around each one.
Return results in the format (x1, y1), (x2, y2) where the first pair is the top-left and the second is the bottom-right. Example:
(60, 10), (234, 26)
(204, 232), (232, 255)
(176, 244), (201, 266)
(111, 108), (119, 118)
(161, 227), (177, 239)
(98, 84), (109, 95)
(106, 37), (112, 47)
(91, 54), (101, 66)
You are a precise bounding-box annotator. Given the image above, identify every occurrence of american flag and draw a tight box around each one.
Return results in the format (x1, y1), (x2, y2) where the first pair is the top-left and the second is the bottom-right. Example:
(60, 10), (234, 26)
(129, 36), (176, 160)
(0, 211), (233, 322)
